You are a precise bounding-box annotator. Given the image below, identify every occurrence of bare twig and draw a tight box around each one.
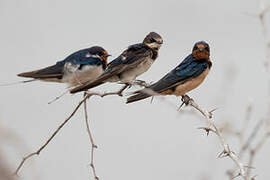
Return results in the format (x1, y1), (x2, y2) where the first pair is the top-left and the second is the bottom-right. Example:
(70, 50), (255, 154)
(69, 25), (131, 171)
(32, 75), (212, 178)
(244, 2), (270, 178)
(14, 87), (132, 176)
(238, 103), (253, 144)
(246, 131), (270, 177)
(181, 95), (247, 179)
(227, 3), (270, 179)
(239, 119), (264, 158)
(83, 93), (99, 180)
(14, 94), (91, 175)
(48, 89), (70, 104)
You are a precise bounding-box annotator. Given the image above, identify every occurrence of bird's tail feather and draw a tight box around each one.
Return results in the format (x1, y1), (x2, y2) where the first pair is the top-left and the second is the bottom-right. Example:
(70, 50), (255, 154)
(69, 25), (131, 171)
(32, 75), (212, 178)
(17, 65), (63, 79)
(126, 92), (151, 104)
(70, 81), (104, 93)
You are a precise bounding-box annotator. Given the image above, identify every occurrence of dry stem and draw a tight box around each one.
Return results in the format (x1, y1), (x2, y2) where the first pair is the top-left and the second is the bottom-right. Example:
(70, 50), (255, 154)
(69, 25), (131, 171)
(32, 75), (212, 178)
(181, 95), (247, 179)
(83, 93), (99, 180)
(14, 87), (130, 176)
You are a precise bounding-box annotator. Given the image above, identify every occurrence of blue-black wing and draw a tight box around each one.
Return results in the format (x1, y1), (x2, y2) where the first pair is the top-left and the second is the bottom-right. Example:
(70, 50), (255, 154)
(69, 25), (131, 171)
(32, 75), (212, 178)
(18, 48), (103, 79)
(149, 55), (210, 92)
(126, 54), (212, 103)
(70, 44), (153, 93)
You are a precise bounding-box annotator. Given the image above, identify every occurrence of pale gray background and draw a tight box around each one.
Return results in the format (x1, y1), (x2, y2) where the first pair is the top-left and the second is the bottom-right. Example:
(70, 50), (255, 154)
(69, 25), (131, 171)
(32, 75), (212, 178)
(1, 0), (270, 179)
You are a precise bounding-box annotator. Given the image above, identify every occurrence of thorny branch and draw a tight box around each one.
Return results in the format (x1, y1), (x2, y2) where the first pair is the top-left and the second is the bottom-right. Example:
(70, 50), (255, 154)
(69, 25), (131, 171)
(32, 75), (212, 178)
(180, 95), (247, 179)
(246, 127), (270, 178)
(14, 94), (90, 175)
(83, 93), (99, 180)
(245, 2), (270, 179)
(13, 87), (132, 176)
(226, 3), (270, 179)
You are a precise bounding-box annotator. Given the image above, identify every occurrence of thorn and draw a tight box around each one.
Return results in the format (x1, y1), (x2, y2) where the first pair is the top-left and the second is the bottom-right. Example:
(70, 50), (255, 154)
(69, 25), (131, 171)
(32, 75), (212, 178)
(217, 150), (225, 158)
(93, 145), (98, 148)
(207, 108), (218, 118)
(217, 150), (229, 158)
(177, 102), (185, 111)
(209, 108), (218, 113)
(198, 127), (212, 135)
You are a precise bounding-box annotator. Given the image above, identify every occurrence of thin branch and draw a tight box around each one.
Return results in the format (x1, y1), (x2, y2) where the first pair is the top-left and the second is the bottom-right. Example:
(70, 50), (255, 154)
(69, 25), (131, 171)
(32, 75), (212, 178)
(239, 103), (253, 144)
(181, 95), (247, 179)
(14, 87), (132, 176)
(48, 89), (70, 104)
(246, 131), (270, 177)
(14, 94), (91, 175)
(238, 119), (264, 158)
(83, 93), (99, 180)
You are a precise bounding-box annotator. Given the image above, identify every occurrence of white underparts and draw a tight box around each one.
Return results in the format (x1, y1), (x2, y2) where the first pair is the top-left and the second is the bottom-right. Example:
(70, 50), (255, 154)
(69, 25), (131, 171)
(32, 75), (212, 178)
(63, 63), (104, 87)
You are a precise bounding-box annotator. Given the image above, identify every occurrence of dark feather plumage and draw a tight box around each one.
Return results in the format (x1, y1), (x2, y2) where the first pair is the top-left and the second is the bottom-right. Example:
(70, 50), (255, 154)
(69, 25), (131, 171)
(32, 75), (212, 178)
(18, 46), (108, 81)
(70, 44), (156, 93)
(126, 54), (212, 104)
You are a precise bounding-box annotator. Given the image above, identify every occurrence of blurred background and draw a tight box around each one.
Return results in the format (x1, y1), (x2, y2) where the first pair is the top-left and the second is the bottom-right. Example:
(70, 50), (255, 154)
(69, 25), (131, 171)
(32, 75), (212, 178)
(0, 0), (270, 179)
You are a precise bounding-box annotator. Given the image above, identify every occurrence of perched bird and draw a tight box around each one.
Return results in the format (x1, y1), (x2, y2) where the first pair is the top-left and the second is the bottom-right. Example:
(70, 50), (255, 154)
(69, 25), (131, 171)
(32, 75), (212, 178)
(126, 41), (212, 104)
(70, 32), (163, 94)
(18, 46), (110, 87)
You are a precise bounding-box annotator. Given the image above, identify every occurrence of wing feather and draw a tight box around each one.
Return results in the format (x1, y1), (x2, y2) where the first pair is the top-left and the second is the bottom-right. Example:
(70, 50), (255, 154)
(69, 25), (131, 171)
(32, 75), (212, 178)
(127, 55), (211, 103)
(17, 64), (64, 79)
(70, 44), (152, 93)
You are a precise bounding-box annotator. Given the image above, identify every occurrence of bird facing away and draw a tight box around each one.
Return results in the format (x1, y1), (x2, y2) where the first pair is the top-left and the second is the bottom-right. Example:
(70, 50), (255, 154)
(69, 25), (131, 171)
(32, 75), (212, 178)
(126, 41), (212, 104)
(70, 32), (163, 94)
(18, 46), (110, 87)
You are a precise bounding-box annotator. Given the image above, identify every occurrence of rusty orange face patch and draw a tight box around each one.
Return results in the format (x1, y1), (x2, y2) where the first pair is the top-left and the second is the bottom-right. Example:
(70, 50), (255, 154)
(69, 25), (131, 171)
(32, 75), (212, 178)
(99, 51), (108, 65)
(103, 50), (108, 56)
(192, 49), (210, 60)
(197, 44), (205, 49)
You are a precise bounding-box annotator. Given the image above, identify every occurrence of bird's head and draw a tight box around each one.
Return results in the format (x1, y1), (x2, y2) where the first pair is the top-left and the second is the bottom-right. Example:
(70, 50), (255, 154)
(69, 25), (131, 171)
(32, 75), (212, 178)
(143, 32), (163, 51)
(192, 41), (210, 60)
(88, 46), (111, 65)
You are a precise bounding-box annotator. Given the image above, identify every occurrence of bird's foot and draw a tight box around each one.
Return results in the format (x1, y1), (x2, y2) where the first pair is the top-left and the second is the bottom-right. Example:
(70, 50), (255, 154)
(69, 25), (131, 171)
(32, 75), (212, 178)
(133, 79), (148, 87)
(181, 95), (193, 105)
(117, 84), (130, 96)
(178, 94), (193, 110)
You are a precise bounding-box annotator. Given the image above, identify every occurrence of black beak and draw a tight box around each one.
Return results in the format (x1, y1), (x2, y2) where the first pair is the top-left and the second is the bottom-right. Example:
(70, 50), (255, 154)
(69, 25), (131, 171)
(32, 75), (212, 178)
(105, 54), (111, 57)
(158, 41), (163, 45)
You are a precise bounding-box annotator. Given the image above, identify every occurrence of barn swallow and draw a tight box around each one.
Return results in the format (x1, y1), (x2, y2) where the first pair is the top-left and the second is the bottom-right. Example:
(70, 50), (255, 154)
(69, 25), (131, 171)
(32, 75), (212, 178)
(18, 46), (110, 87)
(126, 41), (212, 104)
(70, 32), (163, 94)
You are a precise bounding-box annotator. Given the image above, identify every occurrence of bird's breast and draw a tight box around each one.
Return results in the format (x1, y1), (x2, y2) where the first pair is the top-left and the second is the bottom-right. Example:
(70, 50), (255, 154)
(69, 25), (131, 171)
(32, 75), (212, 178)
(120, 57), (154, 83)
(63, 64), (104, 87)
(164, 68), (210, 96)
